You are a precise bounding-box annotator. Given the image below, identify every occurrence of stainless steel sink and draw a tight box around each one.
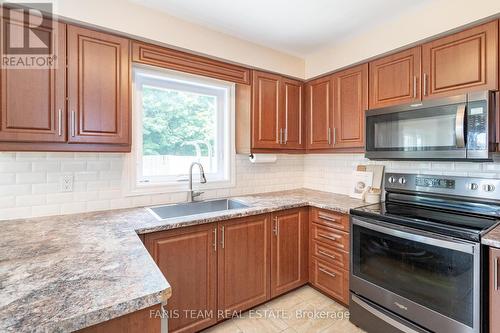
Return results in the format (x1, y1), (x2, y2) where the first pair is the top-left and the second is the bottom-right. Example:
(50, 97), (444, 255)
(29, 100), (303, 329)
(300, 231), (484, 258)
(147, 199), (250, 220)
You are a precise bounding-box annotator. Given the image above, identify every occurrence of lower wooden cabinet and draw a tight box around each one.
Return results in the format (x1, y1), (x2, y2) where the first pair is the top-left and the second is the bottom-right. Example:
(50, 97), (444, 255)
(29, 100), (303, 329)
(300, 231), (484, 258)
(144, 224), (217, 333)
(76, 305), (162, 333)
(218, 214), (271, 315)
(270, 208), (309, 298)
(490, 247), (500, 333)
(309, 208), (350, 305)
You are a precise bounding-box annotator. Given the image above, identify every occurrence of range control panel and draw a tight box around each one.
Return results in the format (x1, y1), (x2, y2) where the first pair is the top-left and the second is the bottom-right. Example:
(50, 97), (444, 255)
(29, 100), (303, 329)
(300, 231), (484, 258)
(385, 173), (499, 201)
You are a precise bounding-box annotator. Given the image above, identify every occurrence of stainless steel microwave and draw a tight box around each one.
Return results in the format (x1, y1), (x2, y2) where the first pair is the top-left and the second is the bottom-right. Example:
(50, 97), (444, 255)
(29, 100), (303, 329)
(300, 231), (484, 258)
(365, 91), (497, 161)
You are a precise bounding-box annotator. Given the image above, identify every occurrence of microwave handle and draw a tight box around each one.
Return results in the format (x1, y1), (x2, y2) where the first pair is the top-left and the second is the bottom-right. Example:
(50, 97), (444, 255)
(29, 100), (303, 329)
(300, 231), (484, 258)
(455, 103), (466, 148)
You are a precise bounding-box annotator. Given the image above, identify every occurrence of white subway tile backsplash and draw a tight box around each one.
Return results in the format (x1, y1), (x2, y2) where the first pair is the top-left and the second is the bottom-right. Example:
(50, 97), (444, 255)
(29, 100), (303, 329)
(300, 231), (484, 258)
(0, 152), (498, 221)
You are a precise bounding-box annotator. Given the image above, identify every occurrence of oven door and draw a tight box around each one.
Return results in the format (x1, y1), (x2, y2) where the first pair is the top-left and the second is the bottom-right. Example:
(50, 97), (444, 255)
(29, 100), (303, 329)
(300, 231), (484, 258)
(350, 217), (480, 333)
(365, 94), (469, 160)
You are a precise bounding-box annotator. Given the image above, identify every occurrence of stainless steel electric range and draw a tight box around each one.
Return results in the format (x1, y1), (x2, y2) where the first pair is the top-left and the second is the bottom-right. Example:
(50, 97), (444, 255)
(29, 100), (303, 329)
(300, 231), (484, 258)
(349, 173), (500, 333)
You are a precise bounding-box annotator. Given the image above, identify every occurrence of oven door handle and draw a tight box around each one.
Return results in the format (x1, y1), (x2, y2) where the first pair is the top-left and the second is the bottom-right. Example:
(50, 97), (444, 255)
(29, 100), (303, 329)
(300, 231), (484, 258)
(351, 217), (476, 254)
(455, 103), (466, 149)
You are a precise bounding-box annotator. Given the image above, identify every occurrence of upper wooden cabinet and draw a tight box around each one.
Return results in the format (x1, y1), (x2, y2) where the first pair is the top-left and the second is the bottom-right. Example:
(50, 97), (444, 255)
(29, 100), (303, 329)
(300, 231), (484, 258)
(144, 224), (217, 333)
(252, 71), (282, 149)
(369, 47), (421, 109)
(67, 25), (130, 145)
(0, 13), (66, 143)
(271, 208), (308, 298)
(251, 71), (304, 151)
(422, 20), (498, 99)
(306, 75), (333, 149)
(281, 77), (305, 149)
(332, 64), (368, 149)
(218, 214), (271, 315)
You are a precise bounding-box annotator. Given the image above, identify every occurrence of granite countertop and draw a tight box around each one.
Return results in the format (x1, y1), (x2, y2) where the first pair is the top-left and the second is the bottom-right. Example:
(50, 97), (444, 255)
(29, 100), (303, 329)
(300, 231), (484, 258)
(0, 188), (366, 333)
(482, 225), (500, 248)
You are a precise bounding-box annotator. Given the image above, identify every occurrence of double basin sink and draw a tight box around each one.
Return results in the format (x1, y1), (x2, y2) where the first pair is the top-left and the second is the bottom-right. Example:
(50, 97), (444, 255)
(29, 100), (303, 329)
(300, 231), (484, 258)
(148, 199), (250, 220)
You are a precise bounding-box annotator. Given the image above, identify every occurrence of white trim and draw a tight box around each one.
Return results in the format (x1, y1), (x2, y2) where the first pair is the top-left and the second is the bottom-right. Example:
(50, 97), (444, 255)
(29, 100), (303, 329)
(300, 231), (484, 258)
(126, 65), (236, 197)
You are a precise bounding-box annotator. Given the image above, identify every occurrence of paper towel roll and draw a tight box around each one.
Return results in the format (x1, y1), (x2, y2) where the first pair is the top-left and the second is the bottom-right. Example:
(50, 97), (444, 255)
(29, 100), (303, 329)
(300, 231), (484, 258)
(249, 154), (277, 164)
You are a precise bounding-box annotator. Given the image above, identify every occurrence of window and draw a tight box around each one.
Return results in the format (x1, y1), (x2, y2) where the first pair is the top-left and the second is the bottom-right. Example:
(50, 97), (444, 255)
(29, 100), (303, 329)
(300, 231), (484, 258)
(130, 66), (235, 194)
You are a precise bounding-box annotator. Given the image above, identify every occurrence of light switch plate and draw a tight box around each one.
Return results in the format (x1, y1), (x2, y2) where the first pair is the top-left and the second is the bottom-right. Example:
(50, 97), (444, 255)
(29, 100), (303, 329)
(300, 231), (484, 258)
(60, 175), (74, 192)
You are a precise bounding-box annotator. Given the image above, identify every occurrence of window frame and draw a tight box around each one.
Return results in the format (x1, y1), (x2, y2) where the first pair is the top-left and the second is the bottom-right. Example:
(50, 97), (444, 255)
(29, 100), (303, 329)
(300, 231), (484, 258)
(126, 65), (236, 196)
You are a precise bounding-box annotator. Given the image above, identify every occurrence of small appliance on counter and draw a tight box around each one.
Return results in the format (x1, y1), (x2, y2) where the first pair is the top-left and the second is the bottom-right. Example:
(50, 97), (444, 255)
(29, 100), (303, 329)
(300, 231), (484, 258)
(349, 173), (500, 333)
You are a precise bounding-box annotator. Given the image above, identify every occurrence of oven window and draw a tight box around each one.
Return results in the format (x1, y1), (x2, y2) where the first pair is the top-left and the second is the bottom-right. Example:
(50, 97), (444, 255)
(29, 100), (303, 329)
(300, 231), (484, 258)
(352, 224), (474, 326)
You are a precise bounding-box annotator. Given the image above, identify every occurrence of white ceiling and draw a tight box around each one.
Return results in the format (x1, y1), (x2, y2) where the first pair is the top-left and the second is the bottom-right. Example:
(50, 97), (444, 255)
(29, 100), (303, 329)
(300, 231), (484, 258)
(130, 0), (430, 57)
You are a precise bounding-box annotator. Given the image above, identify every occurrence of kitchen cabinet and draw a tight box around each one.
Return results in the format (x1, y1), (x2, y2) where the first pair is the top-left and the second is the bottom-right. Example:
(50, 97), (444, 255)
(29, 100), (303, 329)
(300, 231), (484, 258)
(145, 224), (217, 333)
(309, 208), (350, 305)
(332, 64), (368, 150)
(251, 71), (304, 150)
(422, 20), (498, 99)
(0, 13), (66, 143)
(306, 75), (333, 149)
(67, 25), (130, 145)
(369, 47), (421, 109)
(252, 71), (282, 149)
(270, 208), (308, 298)
(490, 247), (500, 333)
(218, 214), (271, 315)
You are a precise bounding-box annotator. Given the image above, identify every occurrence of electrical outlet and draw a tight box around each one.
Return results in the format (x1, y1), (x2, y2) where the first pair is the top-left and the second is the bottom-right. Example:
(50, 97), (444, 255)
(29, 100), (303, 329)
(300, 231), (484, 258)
(60, 175), (74, 192)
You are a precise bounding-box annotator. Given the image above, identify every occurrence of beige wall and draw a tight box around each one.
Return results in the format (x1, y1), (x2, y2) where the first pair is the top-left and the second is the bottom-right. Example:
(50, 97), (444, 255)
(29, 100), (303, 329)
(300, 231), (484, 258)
(53, 0), (305, 78)
(305, 0), (500, 79)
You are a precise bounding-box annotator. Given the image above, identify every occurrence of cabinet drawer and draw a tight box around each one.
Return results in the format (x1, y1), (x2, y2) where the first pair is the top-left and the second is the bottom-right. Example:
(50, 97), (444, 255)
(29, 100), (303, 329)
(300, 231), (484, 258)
(311, 208), (349, 232)
(311, 258), (349, 304)
(311, 223), (349, 251)
(311, 240), (349, 271)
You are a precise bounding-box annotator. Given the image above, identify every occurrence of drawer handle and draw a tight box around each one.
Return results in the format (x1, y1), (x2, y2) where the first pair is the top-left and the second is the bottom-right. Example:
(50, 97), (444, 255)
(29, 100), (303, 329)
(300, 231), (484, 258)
(318, 233), (341, 242)
(318, 213), (339, 223)
(318, 250), (336, 260)
(495, 257), (499, 291)
(319, 267), (337, 278)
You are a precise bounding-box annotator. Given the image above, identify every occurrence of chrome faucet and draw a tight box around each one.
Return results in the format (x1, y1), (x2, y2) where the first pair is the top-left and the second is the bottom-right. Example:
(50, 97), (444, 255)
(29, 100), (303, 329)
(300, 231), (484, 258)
(188, 162), (207, 202)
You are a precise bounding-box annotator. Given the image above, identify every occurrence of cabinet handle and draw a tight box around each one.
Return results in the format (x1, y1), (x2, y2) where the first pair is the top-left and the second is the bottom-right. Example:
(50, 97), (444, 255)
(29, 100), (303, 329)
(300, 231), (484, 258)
(213, 227), (217, 252)
(333, 128), (337, 145)
(318, 213), (338, 223)
(423, 73), (428, 96)
(284, 128), (288, 144)
(221, 226), (225, 249)
(273, 217), (279, 236)
(318, 250), (336, 260)
(495, 257), (499, 291)
(279, 128), (283, 144)
(413, 76), (417, 98)
(58, 109), (62, 136)
(319, 267), (337, 278)
(71, 110), (76, 137)
(327, 128), (331, 145)
(319, 233), (341, 242)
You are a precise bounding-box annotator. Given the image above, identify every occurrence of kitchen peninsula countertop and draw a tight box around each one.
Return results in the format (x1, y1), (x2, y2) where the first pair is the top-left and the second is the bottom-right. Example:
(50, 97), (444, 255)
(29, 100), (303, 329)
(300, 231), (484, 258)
(0, 188), (365, 332)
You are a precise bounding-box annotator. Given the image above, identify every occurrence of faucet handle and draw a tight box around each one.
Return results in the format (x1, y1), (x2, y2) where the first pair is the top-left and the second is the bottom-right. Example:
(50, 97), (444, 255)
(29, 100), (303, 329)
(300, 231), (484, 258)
(192, 191), (204, 199)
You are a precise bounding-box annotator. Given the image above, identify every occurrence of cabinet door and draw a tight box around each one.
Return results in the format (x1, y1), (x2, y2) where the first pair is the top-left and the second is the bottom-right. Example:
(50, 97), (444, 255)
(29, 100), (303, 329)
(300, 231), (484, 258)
(332, 64), (368, 149)
(271, 208), (308, 298)
(422, 20), (498, 99)
(252, 71), (282, 149)
(369, 47), (421, 109)
(490, 247), (500, 333)
(218, 214), (270, 315)
(282, 78), (304, 149)
(67, 25), (130, 144)
(306, 76), (333, 149)
(0, 14), (66, 142)
(144, 224), (217, 333)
